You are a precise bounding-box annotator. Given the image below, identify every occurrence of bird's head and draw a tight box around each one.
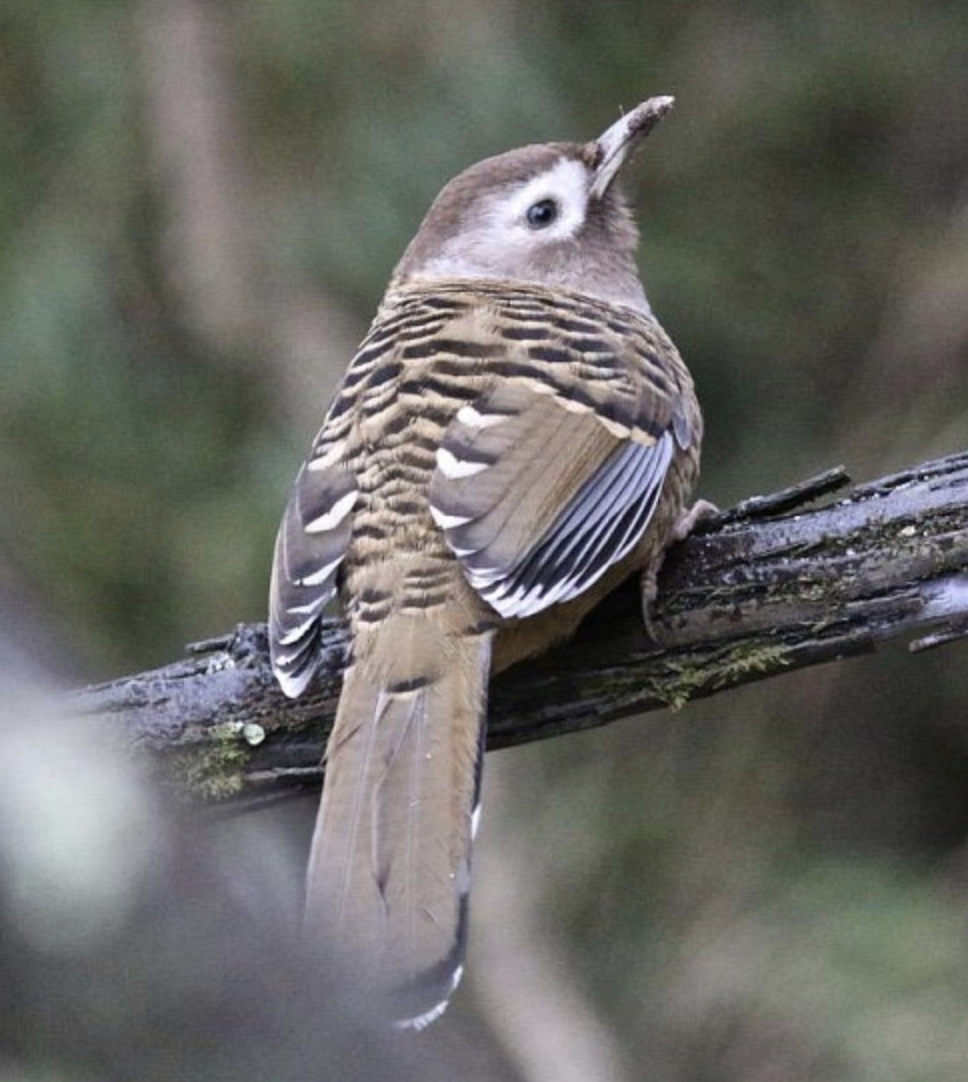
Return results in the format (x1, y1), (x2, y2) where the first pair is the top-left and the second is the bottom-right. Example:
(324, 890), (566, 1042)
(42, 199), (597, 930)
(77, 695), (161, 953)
(391, 97), (674, 315)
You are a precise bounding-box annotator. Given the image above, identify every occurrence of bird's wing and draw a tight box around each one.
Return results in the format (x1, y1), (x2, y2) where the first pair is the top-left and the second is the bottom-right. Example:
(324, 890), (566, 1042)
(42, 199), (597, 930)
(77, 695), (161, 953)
(269, 424), (357, 698)
(428, 372), (693, 620)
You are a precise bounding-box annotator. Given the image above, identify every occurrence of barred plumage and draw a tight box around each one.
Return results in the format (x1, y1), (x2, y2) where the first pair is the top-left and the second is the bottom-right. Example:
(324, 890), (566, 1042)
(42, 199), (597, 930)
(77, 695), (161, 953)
(269, 97), (703, 1027)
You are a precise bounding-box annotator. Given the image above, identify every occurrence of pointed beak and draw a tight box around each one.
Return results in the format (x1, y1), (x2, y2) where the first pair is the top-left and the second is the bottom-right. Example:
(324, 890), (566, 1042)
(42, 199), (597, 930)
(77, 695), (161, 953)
(587, 96), (675, 200)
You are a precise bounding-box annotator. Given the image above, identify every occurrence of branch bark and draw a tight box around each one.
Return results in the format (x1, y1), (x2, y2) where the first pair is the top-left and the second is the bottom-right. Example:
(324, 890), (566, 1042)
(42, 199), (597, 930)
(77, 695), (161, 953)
(78, 451), (968, 807)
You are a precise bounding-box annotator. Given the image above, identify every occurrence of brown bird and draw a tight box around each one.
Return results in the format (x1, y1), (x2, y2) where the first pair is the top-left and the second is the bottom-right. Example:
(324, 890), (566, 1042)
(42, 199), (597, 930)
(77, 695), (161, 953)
(269, 97), (703, 1027)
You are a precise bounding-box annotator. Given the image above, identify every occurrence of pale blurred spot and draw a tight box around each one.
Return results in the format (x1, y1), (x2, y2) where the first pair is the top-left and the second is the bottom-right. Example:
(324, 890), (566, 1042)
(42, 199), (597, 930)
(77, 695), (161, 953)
(0, 686), (161, 954)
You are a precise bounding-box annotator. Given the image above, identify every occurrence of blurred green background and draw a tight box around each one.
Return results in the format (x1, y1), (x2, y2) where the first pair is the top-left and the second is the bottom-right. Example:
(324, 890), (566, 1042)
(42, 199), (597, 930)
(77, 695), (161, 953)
(2, 0), (968, 1077)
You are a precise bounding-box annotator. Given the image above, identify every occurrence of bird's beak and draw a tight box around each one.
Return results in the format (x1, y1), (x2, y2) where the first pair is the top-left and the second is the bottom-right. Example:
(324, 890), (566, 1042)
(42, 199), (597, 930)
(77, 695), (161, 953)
(587, 96), (675, 200)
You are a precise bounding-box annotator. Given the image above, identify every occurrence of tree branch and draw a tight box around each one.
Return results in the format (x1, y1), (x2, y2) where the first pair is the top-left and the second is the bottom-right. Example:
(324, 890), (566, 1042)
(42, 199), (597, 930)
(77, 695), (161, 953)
(77, 451), (968, 807)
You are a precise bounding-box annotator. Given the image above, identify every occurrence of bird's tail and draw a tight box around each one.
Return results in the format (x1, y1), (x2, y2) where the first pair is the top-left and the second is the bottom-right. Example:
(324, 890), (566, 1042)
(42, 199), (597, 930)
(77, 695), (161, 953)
(305, 615), (491, 1029)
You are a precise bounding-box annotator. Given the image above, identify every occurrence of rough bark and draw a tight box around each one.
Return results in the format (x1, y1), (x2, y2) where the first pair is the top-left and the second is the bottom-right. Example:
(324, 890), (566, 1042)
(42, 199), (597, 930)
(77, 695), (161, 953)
(77, 451), (968, 807)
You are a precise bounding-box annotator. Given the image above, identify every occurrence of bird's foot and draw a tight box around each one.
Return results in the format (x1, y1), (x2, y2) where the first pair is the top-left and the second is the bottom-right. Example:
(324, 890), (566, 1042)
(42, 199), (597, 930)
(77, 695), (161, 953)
(641, 499), (719, 639)
(670, 498), (719, 542)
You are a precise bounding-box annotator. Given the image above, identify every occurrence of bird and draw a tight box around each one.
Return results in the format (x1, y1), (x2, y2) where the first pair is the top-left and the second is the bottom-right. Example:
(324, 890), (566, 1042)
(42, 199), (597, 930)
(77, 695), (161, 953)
(268, 96), (704, 1028)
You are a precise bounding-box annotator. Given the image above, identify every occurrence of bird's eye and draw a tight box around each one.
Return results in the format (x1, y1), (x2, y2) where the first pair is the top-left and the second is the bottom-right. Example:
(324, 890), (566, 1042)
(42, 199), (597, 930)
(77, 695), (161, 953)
(526, 198), (559, 229)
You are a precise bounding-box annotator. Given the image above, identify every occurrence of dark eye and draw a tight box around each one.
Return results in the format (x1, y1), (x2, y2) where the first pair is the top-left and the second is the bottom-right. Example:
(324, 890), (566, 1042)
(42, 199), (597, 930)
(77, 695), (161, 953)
(526, 198), (559, 229)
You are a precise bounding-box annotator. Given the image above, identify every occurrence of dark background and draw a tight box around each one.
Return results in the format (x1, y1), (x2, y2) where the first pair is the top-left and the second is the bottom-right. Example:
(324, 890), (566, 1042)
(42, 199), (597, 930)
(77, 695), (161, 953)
(2, 1), (968, 1077)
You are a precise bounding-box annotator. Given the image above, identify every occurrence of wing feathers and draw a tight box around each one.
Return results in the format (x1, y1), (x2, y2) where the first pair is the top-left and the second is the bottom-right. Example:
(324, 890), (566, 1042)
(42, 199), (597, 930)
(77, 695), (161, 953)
(269, 438), (357, 697)
(474, 436), (673, 616)
(429, 381), (679, 620)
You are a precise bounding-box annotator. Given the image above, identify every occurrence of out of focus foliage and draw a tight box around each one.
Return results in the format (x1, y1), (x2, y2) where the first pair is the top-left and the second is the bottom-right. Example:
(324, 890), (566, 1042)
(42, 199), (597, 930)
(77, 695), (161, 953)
(2, 0), (968, 1078)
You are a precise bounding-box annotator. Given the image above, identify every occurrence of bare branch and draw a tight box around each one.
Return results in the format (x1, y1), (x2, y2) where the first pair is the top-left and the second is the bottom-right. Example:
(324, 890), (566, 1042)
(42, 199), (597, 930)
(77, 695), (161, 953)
(77, 451), (968, 807)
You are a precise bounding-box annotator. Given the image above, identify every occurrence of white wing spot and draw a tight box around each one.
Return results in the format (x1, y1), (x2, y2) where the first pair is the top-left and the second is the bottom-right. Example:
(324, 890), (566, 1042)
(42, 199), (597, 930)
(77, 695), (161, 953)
(274, 666), (312, 699)
(304, 489), (357, 533)
(430, 504), (475, 530)
(275, 622), (314, 647)
(448, 542), (479, 558)
(436, 446), (491, 479)
(456, 404), (508, 430)
(295, 554), (343, 587)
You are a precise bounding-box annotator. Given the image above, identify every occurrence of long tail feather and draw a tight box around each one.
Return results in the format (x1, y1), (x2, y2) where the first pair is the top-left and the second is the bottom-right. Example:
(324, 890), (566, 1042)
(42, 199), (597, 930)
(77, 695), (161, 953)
(305, 621), (491, 1028)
